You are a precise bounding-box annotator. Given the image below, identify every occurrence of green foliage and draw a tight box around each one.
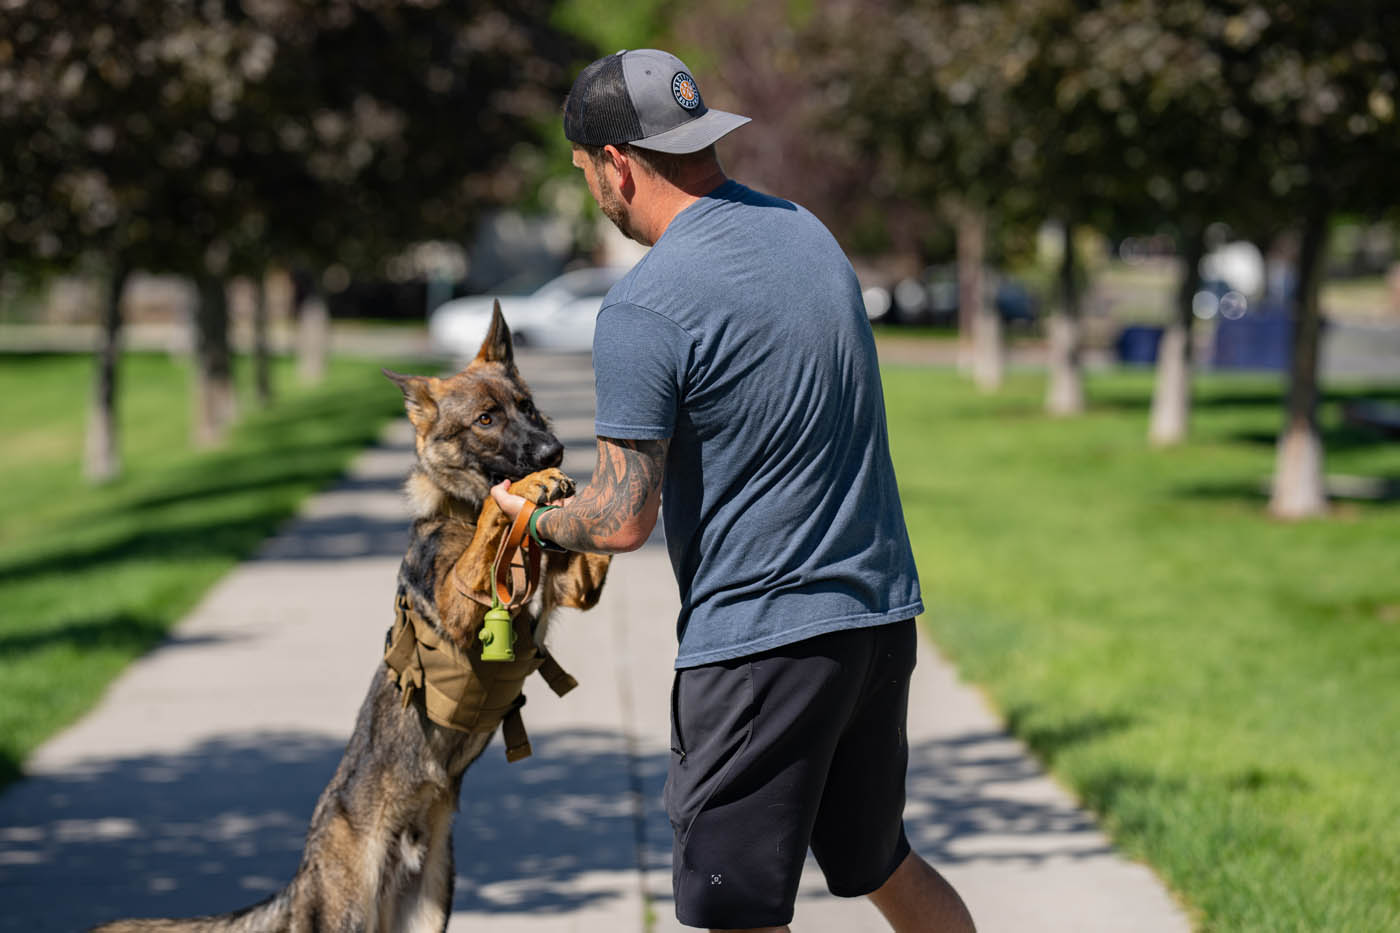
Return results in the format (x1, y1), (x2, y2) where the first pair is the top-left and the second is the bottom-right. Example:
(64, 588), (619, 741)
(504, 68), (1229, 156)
(0, 352), (418, 790)
(886, 365), (1400, 930)
(553, 0), (671, 54)
(0, 1), (586, 277)
(807, 0), (1400, 245)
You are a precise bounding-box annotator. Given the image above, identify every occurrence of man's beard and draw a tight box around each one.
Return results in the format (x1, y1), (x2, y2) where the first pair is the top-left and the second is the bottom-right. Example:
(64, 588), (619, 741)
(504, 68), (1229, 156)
(598, 176), (646, 244)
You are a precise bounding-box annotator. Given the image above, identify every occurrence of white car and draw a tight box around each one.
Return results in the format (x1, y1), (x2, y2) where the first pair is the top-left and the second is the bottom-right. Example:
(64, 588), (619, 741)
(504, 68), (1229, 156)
(429, 266), (630, 356)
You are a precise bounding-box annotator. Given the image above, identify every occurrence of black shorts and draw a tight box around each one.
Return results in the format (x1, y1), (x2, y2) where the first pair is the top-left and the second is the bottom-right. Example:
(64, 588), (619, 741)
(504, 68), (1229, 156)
(664, 619), (916, 929)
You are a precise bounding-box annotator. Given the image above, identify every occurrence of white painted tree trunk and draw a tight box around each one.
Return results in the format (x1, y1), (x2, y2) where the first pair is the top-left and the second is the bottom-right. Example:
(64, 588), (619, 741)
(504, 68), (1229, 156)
(973, 305), (1004, 393)
(1271, 421), (1327, 517)
(1269, 207), (1330, 519)
(1045, 222), (1084, 416)
(958, 207), (1004, 392)
(956, 207), (983, 376)
(297, 288), (330, 386)
(1147, 323), (1190, 444)
(84, 263), (129, 482)
(1148, 232), (1204, 446)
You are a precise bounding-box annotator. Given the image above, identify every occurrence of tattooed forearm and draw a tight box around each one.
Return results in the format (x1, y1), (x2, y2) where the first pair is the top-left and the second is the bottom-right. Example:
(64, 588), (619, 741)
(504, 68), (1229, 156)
(538, 437), (666, 553)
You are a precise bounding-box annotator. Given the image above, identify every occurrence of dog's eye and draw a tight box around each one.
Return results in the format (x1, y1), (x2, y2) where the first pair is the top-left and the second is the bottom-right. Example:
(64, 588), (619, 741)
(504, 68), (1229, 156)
(476, 413), (493, 426)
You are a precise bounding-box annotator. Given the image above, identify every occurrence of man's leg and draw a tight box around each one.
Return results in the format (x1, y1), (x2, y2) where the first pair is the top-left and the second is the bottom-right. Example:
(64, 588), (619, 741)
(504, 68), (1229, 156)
(867, 850), (976, 933)
(667, 632), (885, 930)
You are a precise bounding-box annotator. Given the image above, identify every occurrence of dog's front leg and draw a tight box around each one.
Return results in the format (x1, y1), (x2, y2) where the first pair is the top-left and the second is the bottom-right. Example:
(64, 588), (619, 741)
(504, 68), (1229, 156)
(546, 550), (612, 610)
(436, 504), (510, 647)
(439, 468), (577, 646)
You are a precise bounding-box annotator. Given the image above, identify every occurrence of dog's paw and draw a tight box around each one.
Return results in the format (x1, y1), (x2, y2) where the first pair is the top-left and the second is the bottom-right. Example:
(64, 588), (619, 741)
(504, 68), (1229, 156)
(513, 468), (575, 505)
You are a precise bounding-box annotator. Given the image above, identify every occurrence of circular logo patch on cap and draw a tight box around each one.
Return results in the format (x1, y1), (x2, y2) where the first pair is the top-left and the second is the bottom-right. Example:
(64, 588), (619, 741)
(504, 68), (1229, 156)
(672, 72), (701, 110)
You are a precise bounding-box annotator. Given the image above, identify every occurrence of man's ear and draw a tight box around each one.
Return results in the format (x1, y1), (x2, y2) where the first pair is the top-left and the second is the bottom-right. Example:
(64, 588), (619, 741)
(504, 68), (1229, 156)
(382, 369), (438, 431)
(604, 144), (631, 184)
(475, 300), (515, 368)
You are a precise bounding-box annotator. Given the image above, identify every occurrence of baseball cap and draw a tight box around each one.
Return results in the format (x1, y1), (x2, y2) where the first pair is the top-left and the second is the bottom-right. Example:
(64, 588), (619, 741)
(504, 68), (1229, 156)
(563, 49), (751, 154)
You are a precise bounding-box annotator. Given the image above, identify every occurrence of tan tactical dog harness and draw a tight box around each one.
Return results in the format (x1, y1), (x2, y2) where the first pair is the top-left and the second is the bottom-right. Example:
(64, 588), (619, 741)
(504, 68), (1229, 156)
(383, 503), (576, 762)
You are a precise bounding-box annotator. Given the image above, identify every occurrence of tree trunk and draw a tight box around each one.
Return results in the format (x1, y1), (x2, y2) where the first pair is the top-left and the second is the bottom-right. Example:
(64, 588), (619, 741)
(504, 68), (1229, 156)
(192, 277), (237, 448)
(1045, 221), (1084, 416)
(1148, 229), (1206, 446)
(959, 208), (1004, 392)
(955, 207), (981, 373)
(295, 271), (329, 386)
(84, 261), (130, 482)
(1269, 205), (1330, 519)
(252, 273), (273, 406)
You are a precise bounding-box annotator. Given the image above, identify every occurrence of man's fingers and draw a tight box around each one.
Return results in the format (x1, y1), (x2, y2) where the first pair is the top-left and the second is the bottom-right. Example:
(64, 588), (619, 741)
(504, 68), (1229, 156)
(490, 479), (527, 519)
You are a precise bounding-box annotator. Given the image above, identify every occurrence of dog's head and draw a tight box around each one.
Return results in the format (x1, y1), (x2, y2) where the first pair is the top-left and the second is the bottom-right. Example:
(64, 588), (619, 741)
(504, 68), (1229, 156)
(386, 302), (563, 507)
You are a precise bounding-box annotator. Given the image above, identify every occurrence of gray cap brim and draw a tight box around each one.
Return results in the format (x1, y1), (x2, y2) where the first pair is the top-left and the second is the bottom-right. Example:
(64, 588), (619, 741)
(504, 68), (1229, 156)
(629, 108), (751, 154)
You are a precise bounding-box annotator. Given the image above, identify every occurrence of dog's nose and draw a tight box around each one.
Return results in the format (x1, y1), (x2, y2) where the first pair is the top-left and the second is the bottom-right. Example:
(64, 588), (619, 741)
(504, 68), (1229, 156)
(537, 437), (564, 468)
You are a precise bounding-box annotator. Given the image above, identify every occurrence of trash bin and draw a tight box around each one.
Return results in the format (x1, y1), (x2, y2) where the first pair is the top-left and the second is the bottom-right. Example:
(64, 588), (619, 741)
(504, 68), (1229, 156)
(1211, 304), (1293, 370)
(1115, 325), (1164, 365)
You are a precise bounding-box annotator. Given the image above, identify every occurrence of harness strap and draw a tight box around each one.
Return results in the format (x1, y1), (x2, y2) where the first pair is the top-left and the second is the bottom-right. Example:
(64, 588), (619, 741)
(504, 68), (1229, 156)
(502, 696), (531, 762)
(537, 654), (579, 697)
(384, 595), (425, 705)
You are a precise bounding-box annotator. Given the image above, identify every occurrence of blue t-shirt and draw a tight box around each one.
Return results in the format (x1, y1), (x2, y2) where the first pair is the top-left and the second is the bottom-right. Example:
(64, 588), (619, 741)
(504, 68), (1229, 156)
(592, 180), (923, 668)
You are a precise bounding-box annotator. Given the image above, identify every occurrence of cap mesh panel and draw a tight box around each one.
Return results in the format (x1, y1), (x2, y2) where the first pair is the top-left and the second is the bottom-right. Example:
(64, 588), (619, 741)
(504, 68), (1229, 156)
(564, 55), (643, 146)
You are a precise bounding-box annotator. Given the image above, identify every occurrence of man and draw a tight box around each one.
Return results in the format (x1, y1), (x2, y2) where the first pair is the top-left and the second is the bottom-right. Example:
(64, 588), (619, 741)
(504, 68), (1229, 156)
(491, 49), (975, 933)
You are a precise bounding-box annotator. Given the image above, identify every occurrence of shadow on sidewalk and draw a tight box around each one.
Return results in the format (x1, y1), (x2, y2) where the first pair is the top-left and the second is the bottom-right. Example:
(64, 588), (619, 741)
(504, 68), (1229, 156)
(0, 726), (1112, 931)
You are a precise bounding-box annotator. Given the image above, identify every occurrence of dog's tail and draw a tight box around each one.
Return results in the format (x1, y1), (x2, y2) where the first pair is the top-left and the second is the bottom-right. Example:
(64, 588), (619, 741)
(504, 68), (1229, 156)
(88, 887), (292, 933)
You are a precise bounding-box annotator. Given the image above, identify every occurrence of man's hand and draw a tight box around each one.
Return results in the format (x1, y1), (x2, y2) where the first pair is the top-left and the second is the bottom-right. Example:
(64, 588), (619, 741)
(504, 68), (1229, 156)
(493, 437), (667, 554)
(488, 480), (574, 523)
(489, 479), (529, 525)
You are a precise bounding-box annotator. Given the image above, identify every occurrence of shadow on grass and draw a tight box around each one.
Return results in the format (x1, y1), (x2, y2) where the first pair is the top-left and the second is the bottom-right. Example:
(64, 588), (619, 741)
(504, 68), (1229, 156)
(1092, 382), (1400, 416)
(1173, 475), (1400, 505)
(1003, 708), (1137, 766)
(1077, 766), (1185, 816)
(1170, 479), (1269, 504)
(1227, 421), (1400, 454)
(114, 459), (408, 516)
(0, 510), (405, 588)
(0, 721), (1132, 930)
(0, 398), (409, 586)
(0, 611), (234, 659)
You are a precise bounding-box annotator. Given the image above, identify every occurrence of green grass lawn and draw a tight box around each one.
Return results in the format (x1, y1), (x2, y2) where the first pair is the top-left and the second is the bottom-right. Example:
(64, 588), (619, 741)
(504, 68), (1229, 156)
(885, 367), (1400, 932)
(0, 351), (425, 790)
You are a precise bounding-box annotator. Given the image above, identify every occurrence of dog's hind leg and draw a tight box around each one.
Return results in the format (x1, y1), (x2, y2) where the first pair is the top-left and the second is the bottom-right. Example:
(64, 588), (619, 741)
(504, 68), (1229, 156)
(390, 800), (455, 933)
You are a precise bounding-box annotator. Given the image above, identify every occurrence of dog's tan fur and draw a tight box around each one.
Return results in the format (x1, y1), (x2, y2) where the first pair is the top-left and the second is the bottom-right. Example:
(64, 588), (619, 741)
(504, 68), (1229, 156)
(92, 305), (610, 932)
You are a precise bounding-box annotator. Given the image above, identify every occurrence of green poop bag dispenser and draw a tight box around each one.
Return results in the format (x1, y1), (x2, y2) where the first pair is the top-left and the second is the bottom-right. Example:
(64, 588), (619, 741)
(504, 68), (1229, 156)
(479, 598), (516, 662)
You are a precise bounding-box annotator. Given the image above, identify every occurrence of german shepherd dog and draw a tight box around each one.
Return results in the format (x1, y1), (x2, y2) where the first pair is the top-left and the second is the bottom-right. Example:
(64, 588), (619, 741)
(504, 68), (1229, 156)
(94, 305), (611, 932)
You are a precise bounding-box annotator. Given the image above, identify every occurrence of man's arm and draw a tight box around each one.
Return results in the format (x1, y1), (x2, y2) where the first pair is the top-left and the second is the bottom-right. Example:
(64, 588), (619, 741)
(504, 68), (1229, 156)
(491, 436), (667, 554)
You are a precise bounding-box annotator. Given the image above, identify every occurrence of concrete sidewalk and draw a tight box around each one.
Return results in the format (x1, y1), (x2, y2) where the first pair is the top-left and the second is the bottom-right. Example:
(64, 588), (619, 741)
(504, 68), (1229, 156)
(0, 350), (1191, 932)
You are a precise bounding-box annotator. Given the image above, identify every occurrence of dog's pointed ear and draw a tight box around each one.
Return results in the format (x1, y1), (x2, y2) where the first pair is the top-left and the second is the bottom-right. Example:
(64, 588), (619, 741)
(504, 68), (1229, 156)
(475, 300), (515, 368)
(383, 368), (438, 430)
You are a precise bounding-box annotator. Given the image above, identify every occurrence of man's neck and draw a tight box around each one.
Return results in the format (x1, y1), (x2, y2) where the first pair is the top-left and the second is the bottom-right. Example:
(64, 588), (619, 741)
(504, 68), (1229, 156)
(634, 170), (729, 245)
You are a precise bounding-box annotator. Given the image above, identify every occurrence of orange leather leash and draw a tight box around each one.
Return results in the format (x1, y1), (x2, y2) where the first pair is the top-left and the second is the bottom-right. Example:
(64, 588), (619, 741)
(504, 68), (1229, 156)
(455, 497), (552, 610)
(492, 500), (541, 609)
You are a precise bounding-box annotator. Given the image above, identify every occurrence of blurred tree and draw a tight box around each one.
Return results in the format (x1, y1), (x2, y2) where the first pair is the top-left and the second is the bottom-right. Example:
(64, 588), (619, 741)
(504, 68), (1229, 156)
(811, 0), (1397, 492)
(808, 0), (1031, 389)
(666, 1), (886, 250)
(1210, 0), (1400, 518)
(0, 0), (584, 460)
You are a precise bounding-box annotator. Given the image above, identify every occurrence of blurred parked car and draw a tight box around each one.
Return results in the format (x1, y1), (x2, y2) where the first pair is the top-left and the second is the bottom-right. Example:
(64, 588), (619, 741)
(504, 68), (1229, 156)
(885, 265), (1039, 328)
(429, 266), (630, 356)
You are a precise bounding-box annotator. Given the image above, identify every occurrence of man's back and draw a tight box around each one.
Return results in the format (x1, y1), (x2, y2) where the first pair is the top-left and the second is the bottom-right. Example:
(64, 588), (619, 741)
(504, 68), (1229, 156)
(592, 180), (922, 668)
